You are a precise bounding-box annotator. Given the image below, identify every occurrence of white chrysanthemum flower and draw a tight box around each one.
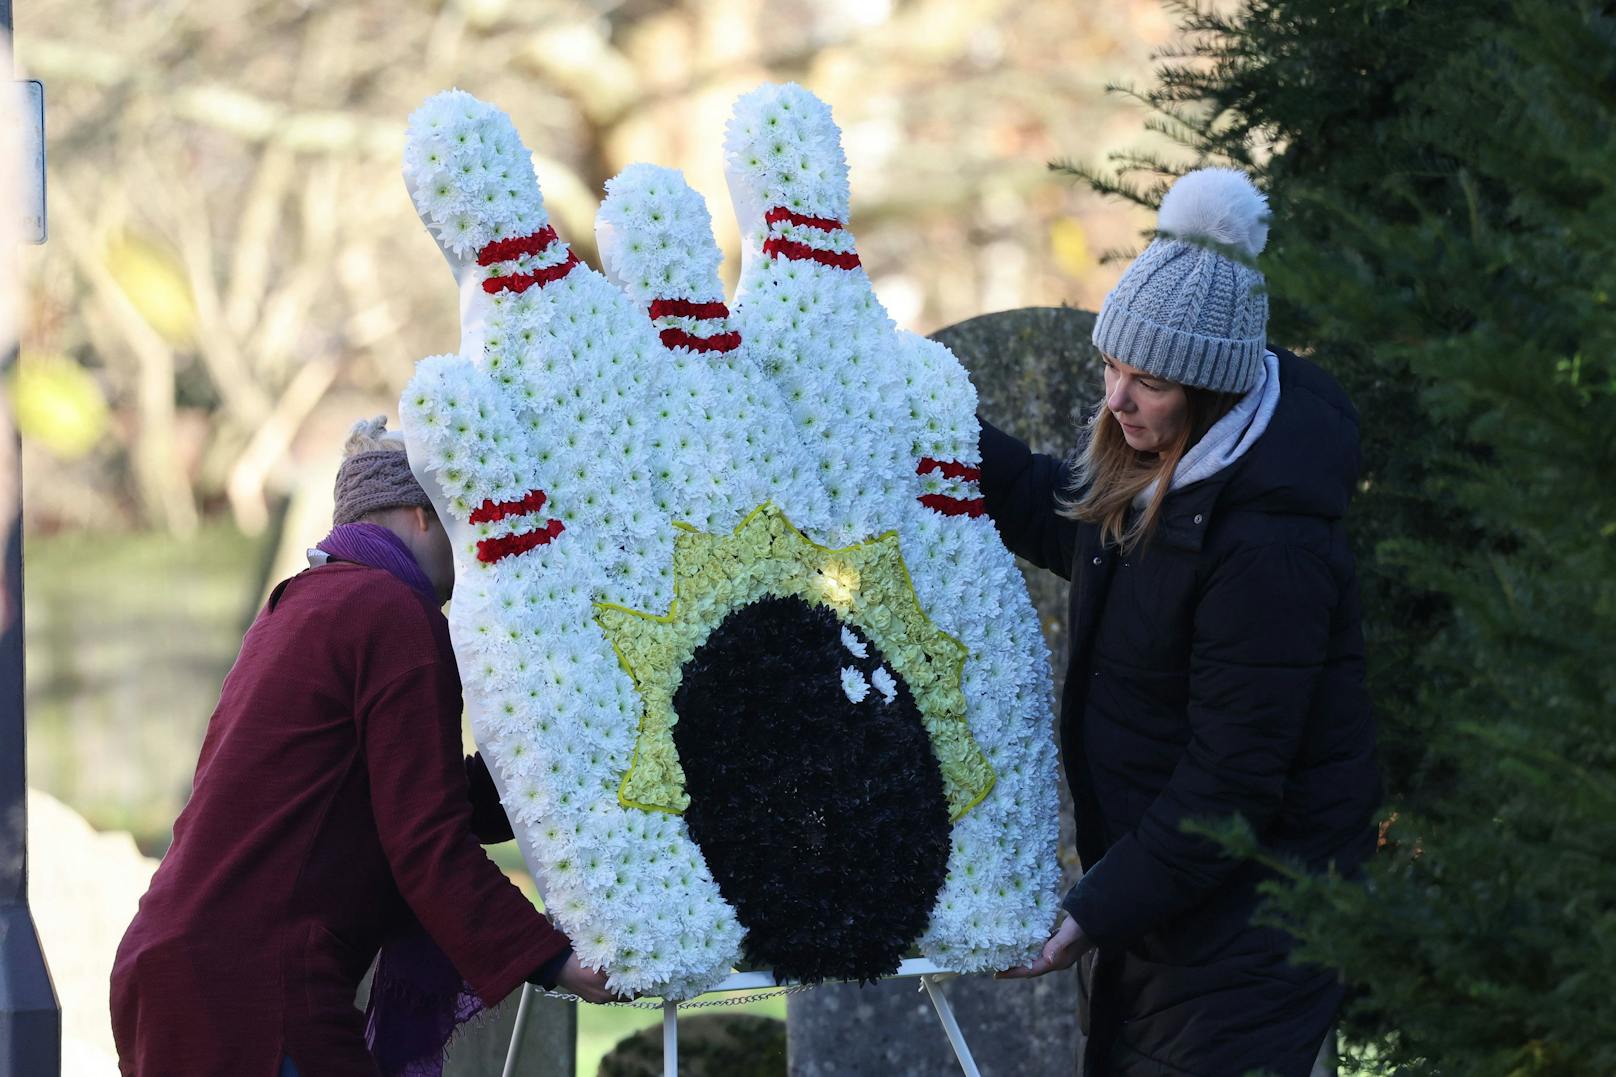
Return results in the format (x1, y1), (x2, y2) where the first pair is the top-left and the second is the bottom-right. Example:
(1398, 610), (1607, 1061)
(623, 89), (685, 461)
(871, 665), (897, 704)
(839, 666), (870, 704)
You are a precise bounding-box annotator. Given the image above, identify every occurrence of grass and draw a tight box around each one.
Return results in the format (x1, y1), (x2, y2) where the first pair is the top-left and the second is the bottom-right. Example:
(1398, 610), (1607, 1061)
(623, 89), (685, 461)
(24, 522), (268, 849)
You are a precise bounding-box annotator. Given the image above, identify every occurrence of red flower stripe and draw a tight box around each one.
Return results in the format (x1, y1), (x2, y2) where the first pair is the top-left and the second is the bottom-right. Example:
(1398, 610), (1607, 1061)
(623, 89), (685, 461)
(482, 251), (581, 294)
(916, 457), (982, 482)
(660, 327), (742, 354)
(649, 298), (731, 321)
(468, 488), (548, 525)
(477, 226), (561, 267)
(918, 494), (986, 518)
(476, 518), (566, 563)
(761, 236), (861, 270)
(764, 206), (844, 232)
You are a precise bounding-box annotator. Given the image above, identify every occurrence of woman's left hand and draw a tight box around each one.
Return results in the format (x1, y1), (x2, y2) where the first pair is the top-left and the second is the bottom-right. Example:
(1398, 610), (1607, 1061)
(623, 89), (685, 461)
(995, 915), (1093, 979)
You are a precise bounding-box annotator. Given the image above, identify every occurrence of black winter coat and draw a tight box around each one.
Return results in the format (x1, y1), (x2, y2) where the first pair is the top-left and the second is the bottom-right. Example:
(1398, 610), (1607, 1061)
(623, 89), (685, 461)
(979, 349), (1379, 1076)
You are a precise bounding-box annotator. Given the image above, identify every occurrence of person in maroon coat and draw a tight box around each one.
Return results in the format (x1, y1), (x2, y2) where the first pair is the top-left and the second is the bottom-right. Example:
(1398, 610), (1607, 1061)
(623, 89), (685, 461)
(111, 418), (617, 1077)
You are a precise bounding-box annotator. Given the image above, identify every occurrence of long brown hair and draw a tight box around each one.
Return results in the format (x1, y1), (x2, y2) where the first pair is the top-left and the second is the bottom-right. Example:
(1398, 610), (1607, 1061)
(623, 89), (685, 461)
(1059, 383), (1240, 552)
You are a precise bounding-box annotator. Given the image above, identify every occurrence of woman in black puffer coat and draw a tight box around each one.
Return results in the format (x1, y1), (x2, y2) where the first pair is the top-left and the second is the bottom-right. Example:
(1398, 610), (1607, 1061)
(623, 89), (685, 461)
(991, 170), (1378, 1076)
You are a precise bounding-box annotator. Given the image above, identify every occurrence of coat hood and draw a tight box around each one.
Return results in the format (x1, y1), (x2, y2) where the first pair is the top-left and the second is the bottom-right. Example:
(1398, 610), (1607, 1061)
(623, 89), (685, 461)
(1216, 349), (1361, 521)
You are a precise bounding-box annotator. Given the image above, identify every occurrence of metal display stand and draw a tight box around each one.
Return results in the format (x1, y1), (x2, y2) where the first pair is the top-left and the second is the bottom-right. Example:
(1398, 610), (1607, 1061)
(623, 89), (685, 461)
(501, 957), (981, 1077)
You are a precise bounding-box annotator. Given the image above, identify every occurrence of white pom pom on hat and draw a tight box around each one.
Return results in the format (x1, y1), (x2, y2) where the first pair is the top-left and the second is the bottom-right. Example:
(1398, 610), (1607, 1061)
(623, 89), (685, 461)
(1156, 167), (1269, 259)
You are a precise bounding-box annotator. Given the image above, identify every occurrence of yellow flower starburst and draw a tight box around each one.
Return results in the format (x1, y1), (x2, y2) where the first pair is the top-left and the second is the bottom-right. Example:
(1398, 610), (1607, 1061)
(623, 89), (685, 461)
(595, 502), (995, 821)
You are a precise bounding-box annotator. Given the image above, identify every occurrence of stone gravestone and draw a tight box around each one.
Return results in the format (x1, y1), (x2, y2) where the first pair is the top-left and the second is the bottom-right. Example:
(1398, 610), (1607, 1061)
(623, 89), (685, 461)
(443, 990), (575, 1077)
(934, 305), (1102, 694)
(787, 306), (1103, 1076)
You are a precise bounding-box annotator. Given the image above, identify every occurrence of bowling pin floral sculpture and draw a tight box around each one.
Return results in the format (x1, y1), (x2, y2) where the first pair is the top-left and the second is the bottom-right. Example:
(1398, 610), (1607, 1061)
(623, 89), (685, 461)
(400, 84), (1060, 1000)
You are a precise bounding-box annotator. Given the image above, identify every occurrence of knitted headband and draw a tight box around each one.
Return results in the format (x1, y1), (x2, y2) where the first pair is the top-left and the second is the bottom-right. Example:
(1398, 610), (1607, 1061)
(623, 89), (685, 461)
(332, 416), (433, 525)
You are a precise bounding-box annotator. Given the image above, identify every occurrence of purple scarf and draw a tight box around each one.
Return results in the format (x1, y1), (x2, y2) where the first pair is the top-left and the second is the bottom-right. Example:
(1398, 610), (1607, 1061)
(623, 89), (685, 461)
(314, 523), (485, 1076)
(364, 930), (487, 1077)
(315, 522), (437, 603)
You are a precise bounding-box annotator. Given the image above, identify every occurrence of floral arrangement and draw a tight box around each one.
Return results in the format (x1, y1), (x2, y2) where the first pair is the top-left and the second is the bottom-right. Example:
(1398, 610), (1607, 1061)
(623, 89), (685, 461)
(399, 84), (1060, 999)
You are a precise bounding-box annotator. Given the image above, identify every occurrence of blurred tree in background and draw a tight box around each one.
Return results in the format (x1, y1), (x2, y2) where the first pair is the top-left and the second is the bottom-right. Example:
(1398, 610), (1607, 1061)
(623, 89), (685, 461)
(18, 0), (1179, 541)
(1074, 0), (1615, 1071)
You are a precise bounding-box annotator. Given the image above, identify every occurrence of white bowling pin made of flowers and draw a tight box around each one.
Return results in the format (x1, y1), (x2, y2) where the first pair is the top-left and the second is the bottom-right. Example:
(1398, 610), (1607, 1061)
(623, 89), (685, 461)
(399, 85), (1059, 1000)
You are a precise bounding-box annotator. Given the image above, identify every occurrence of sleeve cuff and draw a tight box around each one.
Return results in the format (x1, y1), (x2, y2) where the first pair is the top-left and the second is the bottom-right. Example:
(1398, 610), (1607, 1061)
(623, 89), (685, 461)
(1061, 871), (1128, 949)
(469, 928), (571, 1007)
(527, 945), (574, 991)
(1060, 882), (1089, 936)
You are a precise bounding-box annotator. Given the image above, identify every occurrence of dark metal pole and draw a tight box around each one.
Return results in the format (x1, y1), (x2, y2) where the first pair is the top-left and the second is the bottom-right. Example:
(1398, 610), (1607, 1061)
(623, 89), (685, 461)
(0, 0), (63, 1070)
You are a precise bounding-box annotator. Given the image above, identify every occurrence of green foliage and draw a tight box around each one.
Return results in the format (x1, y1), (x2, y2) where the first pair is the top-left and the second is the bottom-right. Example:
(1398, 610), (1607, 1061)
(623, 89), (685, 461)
(597, 1013), (785, 1077)
(1075, 0), (1616, 1071)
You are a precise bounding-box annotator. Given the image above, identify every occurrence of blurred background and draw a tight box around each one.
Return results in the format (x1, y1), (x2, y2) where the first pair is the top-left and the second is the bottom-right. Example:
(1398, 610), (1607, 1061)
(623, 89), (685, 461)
(14, 0), (1188, 1072)
(18, 0), (1185, 841)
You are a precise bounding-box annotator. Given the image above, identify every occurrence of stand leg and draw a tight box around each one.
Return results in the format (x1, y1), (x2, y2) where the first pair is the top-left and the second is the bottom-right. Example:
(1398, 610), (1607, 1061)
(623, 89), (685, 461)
(501, 982), (533, 1077)
(921, 975), (981, 1077)
(663, 1000), (678, 1077)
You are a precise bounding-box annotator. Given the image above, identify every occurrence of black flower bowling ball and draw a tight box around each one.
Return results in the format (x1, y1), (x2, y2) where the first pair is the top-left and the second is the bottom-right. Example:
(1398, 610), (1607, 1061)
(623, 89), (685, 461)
(670, 594), (952, 984)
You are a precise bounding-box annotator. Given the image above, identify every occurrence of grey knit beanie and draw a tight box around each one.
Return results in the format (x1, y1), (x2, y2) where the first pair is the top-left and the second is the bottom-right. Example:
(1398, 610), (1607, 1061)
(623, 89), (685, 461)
(1091, 168), (1270, 394)
(332, 416), (433, 525)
